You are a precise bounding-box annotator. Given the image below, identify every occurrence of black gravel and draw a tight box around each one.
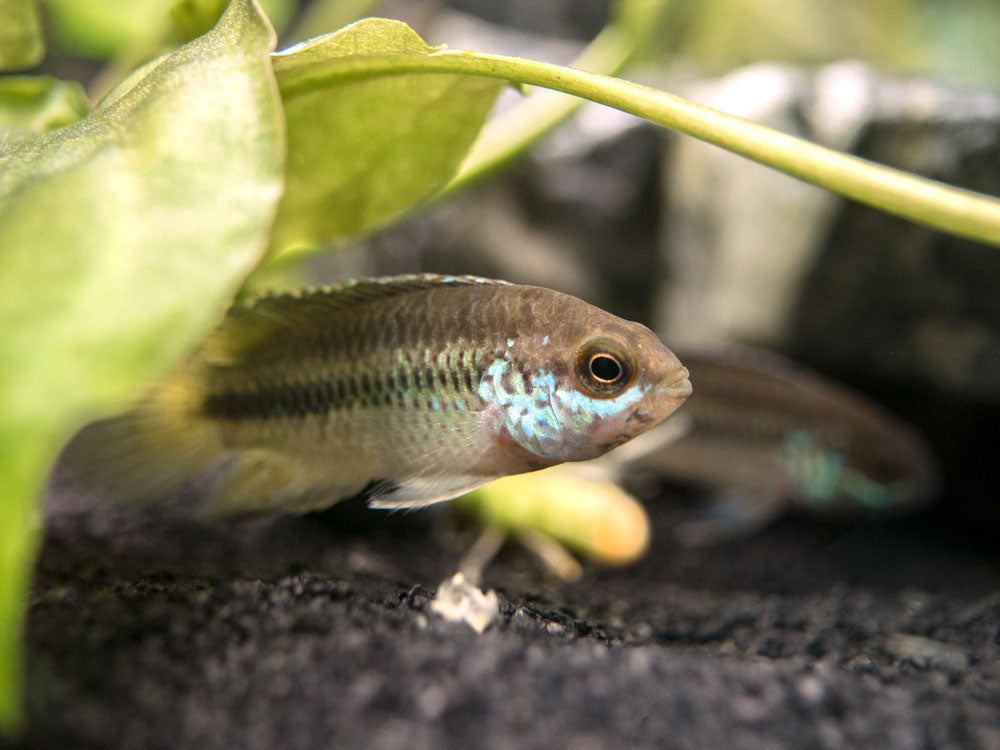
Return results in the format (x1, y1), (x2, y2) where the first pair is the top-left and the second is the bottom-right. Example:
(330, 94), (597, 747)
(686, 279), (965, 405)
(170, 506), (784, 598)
(13, 485), (1000, 750)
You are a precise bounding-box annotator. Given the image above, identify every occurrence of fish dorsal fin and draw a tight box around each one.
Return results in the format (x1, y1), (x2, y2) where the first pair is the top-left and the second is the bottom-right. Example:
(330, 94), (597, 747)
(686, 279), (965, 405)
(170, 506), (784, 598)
(201, 274), (512, 365)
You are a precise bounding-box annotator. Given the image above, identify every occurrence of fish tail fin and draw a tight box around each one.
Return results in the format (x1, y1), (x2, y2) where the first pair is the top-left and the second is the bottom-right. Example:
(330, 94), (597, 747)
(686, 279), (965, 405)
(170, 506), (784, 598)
(57, 363), (222, 508)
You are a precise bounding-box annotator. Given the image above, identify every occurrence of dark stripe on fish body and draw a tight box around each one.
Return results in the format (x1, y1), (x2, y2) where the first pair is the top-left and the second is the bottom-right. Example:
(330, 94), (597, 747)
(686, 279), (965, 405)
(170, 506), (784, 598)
(202, 350), (491, 421)
(202, 382), (342, 420)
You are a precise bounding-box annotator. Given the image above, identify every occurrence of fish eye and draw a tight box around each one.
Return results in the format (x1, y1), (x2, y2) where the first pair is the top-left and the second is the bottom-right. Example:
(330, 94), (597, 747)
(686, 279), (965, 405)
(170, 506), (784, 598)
(589, 353), (622, 382)
(574, 338), (635, 397)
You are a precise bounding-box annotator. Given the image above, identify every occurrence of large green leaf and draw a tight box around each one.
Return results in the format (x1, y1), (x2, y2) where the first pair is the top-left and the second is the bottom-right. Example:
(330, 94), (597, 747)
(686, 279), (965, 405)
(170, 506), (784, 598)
(0, 0), (284, 731)
(268, 18), (504, 257)
(0, 0), (44, 68)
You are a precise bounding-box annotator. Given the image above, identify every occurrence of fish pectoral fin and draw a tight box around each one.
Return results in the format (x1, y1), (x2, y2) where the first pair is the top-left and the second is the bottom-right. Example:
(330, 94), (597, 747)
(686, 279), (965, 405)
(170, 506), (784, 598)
(200, 449), (368, 518)
(367, 474), (496, 510)
(672, 489), (787, 547)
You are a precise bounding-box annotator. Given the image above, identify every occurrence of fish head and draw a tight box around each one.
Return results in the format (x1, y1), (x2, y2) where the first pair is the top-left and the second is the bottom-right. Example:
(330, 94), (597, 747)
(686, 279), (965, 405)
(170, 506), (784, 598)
(483, 299), (692, 465)
(834, 413), (941, 512)
(786, 410), (941, 515)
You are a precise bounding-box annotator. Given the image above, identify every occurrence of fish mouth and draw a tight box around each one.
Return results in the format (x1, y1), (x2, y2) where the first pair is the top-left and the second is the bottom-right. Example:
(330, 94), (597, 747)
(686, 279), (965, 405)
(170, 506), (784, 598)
(661, 366), (692, 399)
(626, 367), (691, 427)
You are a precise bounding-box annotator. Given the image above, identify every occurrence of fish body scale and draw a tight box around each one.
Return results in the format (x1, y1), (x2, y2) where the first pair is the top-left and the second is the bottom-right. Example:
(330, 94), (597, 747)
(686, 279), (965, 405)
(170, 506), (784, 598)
(200, 286), (534, 487)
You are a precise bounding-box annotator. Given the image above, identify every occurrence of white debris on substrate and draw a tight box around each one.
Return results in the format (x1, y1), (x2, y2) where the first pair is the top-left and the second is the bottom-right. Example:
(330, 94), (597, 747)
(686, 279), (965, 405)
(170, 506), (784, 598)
(429, 525), (506, 632)
(429, 571), (501, 634)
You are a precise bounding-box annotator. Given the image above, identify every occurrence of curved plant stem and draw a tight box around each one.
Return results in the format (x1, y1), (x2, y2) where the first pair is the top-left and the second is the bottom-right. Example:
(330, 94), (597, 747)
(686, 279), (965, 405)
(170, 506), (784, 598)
(443, 1), (663, 195)
(278, 50), (1000, 247)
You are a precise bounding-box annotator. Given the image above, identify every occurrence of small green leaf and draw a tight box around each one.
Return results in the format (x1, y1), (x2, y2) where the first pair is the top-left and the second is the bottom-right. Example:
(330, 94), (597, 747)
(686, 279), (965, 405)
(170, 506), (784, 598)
(170, 0), (229, 40)
(0, 0), (44, 69)
(268, 18), (504, 257)
(0, 75), (89, 145)
(0, 0), (284, 732)
(171, 0), (294, 40)
(43, 0), (174, 59)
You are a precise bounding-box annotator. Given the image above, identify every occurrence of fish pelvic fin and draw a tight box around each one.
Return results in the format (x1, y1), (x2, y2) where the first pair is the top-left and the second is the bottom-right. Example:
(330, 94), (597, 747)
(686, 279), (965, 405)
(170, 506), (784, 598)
(56, 361), (222, 508)
(367, 475), (496, 510)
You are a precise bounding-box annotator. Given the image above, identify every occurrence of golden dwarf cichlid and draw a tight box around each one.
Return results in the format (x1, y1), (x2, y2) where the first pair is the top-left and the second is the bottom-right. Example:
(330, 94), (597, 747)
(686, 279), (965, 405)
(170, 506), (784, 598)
(60, 274), (692, 517)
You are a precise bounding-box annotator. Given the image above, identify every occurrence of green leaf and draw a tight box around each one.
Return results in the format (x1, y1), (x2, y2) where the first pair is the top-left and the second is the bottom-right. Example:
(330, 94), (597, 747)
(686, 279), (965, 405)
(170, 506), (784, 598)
(43, 0), (173, 59)
(285, 0), (385, 43)
(170, 0), (230, 39)
(43, 0), (293, 60)
(171, 0), (295, 40)
(267, 18), (504, 257)
(0, 0), (44, 69)
(0, 0), (284, 732)
(0, 75), (89, 145)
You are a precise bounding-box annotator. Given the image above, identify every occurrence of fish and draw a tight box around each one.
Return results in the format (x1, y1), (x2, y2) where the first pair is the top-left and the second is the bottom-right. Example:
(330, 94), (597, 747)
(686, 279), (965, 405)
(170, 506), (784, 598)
(59, 273), (692, 518)
(616, 346), (940, 543)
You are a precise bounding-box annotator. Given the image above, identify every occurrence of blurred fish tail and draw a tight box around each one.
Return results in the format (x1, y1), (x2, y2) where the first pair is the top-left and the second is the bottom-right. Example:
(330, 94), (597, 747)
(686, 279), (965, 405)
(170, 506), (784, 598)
(57, 362), (221, 507)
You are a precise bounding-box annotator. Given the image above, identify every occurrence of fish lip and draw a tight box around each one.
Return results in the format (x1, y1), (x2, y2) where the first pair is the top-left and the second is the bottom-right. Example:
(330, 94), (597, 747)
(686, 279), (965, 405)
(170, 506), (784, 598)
(662, 366), (692, 399)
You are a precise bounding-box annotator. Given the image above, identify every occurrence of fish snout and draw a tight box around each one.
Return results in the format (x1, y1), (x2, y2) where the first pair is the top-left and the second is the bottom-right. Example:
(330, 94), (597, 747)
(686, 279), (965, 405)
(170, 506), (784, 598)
(663, 366), (692, 400)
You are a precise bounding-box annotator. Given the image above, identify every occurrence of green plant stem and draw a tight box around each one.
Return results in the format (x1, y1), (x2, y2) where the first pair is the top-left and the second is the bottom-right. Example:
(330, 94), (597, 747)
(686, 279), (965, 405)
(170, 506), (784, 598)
(443, 2), (659, 194)
(278, 50), (1000, 247)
